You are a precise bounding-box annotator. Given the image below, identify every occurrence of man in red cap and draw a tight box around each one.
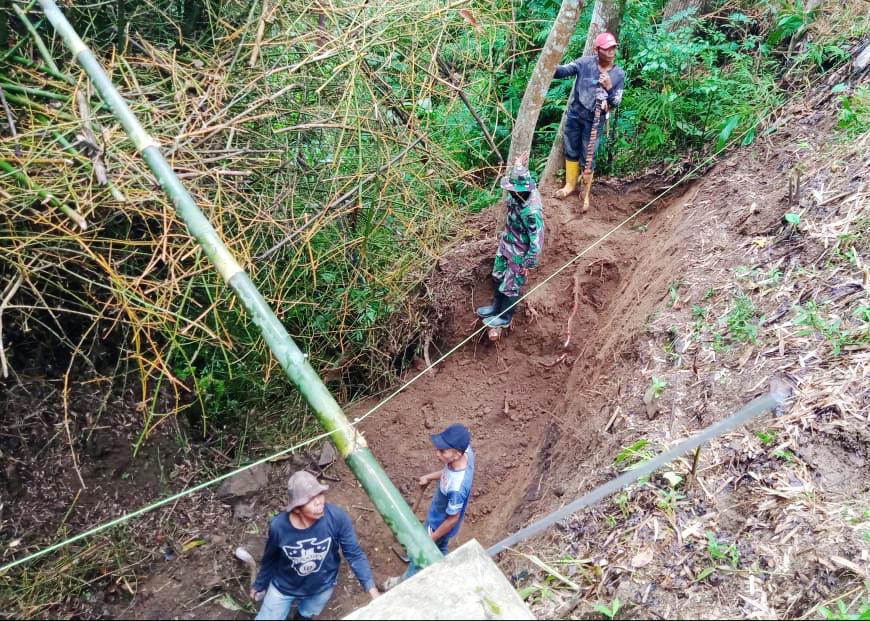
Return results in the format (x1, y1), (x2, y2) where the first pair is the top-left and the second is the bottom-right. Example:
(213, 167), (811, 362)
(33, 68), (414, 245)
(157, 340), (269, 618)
(552, 32), (625, 201)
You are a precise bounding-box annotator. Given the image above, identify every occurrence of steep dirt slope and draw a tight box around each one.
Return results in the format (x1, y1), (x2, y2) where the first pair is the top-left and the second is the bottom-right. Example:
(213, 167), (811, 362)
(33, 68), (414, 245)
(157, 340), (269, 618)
(511, 76), (869, 619)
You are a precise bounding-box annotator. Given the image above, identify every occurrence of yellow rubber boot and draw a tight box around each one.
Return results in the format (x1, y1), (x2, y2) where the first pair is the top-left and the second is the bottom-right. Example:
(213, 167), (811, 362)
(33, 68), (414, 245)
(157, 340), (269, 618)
(555, 160), (579, 198)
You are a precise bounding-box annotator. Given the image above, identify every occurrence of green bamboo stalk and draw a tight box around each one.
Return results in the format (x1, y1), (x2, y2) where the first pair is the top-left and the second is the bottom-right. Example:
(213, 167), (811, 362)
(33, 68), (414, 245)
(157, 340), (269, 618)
(0, 159), (87, 230)
(0, 79), (70, 102)
(0, 16), (42, 63)
(12, 3), (62, 77)
(10, 53), (76, 84)
(37, 0), (443, 570)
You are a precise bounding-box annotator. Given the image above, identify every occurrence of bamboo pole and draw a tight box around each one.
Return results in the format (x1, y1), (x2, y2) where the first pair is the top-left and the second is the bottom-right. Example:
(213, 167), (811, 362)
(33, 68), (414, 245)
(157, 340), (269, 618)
(11, 3), (62, 77)
(36, 0), (443, 570)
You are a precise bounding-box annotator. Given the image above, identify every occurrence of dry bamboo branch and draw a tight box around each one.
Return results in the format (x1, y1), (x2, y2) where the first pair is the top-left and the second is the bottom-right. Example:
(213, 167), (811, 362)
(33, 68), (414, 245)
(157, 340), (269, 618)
(248, 0), (271, 67)
(0, 85), (18, 139)
(75, 90), (108, 185)
(436, 56), (504, 164)
(0, 272), (23, 378)
(257, 135), (424, 260)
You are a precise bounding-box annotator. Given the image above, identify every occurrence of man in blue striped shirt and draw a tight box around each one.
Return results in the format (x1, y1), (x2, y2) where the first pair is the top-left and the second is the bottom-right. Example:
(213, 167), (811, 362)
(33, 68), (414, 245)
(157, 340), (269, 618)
(553, 32), (625, 199)
(383, 423), (475, 589)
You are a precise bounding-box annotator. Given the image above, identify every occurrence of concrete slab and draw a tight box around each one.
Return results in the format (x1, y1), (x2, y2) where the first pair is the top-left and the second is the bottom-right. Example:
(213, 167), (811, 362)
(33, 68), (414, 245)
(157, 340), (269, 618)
(344, 539), (533, 620)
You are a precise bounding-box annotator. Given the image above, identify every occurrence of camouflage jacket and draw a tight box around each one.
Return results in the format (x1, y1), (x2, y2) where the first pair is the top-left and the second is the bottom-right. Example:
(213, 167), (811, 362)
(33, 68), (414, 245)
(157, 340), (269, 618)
(497, 189), (544, 270)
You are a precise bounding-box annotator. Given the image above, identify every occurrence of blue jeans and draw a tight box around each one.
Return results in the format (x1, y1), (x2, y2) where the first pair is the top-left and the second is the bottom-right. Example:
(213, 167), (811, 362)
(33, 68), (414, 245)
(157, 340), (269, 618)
(254, 583), (334, 620)
(403, 536), (451, 579)
(564, 110), (606, 170)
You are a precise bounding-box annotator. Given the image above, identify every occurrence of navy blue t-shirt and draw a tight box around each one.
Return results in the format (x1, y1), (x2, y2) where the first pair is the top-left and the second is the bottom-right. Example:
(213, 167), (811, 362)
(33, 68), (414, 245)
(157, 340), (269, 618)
(253, 504), (375, 597)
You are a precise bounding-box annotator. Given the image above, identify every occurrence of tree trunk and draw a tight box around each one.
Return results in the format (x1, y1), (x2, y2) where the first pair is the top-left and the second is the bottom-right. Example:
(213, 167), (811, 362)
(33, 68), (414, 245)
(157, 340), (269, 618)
(542, 0), (624, 186)
(506, 0), (585, 168)
(661, 0), (709, 31)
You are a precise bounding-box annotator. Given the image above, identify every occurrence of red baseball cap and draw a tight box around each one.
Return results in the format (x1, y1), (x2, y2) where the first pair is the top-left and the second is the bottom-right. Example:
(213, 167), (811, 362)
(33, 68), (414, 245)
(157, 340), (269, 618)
(595, 32), (618, 49)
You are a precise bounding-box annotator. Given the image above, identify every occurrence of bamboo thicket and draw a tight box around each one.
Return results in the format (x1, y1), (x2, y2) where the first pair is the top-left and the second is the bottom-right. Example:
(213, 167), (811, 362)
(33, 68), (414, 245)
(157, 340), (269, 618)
(0, 0), (520, 443)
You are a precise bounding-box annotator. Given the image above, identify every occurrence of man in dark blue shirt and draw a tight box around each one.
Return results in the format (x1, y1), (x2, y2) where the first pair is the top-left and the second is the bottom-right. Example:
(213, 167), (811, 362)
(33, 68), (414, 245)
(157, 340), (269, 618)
(251, 471), (379, 620)
(553, 32), (625, 202)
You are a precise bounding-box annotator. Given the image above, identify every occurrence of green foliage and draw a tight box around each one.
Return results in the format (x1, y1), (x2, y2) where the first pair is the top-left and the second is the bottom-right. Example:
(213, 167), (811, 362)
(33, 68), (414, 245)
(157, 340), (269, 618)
(794, 41), (850, 71)
(615, 439), (655, 469)
(655, 485), (685, 517)
(725, 294), (763, 343)
(592, 597), (622, 620)
(838, 86), (870, 138)
(755, 429), (778, 446)
(774, 448), (795, 462)
(766, 0), (819, 46)
(819, 599), (870, 620)
(705, 531), (740, 568)
(785, 212), (801, 226)
(794, 301), (856, 356)
(614, 492), (632, 518)
(650, 376), (667, 399)
(662, 470), (683, 488)
(604, 4), (785, 174)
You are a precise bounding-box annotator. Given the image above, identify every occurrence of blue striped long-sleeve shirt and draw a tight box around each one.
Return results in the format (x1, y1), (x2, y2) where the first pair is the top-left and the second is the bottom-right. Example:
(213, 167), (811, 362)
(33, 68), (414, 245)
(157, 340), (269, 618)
(554, 56), (625, 119)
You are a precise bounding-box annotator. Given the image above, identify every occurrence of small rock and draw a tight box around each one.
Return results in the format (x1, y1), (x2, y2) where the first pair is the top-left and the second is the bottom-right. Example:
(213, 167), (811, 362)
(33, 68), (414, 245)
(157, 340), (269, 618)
(553, 485), (566, 497)
(631, 548), (654, 568)
(233, 502), (255, 521)
(216, 464), (269, 502)
(204, 576), (223, 591)
(318, 441), (337, 467)
(643, 385), (660, 420)
(769, 374), (794, 417)
(854, 44), (870, 73)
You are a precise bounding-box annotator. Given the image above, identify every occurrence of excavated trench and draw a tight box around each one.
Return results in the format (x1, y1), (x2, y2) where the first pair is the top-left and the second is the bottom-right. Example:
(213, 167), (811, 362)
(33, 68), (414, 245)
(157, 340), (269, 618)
(73, 175), (696, 620)
(308, 177), (697, 618)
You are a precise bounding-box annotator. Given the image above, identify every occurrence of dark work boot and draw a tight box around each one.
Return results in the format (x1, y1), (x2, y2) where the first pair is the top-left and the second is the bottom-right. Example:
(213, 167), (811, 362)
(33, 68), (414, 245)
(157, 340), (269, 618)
(476, 291), (503, 319)
(484, 295), (519, 328)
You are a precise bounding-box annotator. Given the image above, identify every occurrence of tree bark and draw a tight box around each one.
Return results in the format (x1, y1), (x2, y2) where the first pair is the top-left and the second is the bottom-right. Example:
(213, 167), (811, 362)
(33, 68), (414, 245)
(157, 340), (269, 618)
(661, 0), (709, 31)
(506, 0), (585, 168)
(116, 0), (126, 51)
(542, 0), (624, 186)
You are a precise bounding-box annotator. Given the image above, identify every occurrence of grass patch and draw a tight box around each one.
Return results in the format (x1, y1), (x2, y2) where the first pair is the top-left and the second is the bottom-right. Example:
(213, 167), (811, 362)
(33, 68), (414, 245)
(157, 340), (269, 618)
(725, 293), (763, 343)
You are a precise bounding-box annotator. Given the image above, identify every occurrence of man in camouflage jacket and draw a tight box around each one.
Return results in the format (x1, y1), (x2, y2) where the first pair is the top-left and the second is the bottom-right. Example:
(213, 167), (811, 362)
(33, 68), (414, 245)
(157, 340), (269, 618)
(476, 162), (544, 329)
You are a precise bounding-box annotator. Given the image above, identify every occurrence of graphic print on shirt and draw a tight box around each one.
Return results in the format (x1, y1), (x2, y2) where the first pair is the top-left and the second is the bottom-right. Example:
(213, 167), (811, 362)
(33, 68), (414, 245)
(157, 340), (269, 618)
(282, 537), (332, 576)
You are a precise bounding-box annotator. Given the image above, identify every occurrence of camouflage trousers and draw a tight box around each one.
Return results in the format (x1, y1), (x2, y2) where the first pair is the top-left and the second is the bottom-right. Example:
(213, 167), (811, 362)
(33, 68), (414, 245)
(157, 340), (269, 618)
(492, 254), (527, 297)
